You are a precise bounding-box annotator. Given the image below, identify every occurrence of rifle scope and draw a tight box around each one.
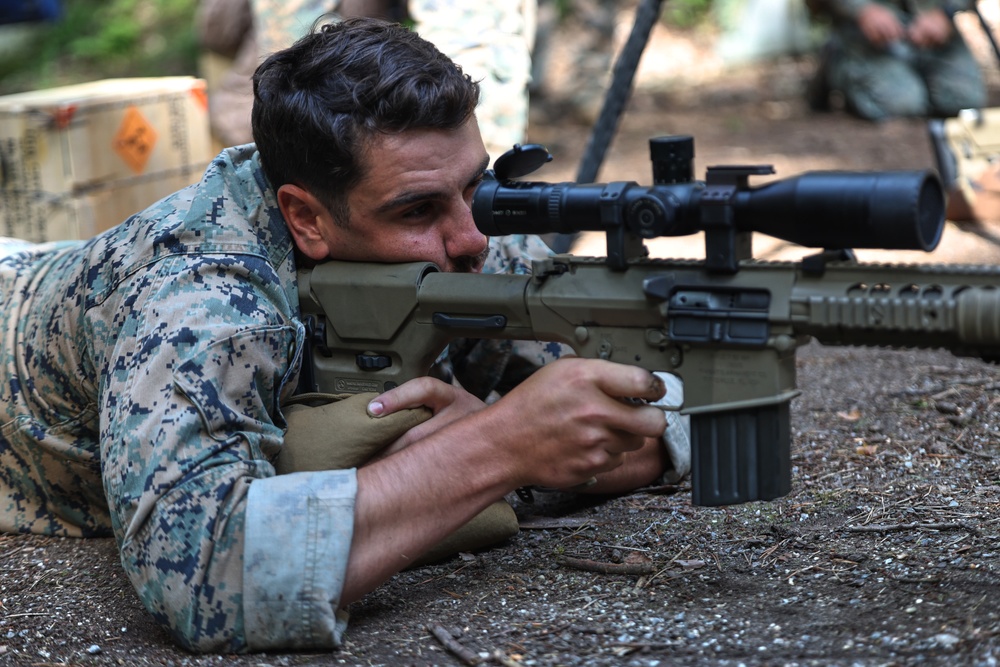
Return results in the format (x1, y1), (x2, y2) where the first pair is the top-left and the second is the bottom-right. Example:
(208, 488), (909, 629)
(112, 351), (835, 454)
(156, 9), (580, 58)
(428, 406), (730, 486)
(472, 136), (945, 254)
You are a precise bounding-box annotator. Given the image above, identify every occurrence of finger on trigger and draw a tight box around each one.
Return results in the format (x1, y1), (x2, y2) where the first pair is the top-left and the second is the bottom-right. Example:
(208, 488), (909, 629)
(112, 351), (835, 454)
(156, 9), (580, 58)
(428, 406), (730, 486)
(631, 404), (668, 439)
(605, 399), (666, 440)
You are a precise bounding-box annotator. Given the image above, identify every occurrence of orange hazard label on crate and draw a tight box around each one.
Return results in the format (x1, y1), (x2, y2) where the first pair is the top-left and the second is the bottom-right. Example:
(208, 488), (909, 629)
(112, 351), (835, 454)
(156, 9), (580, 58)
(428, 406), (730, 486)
(113, 106), (158, 174)
(190, 84), (208, 111)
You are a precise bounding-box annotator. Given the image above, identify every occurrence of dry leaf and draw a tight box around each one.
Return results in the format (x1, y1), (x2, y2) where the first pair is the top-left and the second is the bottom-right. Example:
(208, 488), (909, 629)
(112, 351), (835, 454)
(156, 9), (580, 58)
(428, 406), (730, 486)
(624, 552), (653, 566)
(675, 559), (706, 570)
(837, 409), (862, 421)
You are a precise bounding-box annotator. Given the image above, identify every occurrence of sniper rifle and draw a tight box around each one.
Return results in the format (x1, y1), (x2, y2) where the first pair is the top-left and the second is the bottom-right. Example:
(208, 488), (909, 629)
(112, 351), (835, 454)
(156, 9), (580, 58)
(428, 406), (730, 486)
(298, 136), (1000, 507)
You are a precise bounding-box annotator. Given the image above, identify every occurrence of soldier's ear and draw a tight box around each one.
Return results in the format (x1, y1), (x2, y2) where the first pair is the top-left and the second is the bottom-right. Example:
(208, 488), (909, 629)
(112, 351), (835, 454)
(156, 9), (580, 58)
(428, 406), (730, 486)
(278, 184), (334, 261)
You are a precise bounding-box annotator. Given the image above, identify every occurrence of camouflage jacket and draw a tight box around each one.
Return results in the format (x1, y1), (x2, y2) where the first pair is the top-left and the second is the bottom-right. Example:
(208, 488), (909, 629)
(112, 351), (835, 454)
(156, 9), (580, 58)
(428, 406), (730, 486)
(232, 0), (534, 160)
(0, 145), (557, 652)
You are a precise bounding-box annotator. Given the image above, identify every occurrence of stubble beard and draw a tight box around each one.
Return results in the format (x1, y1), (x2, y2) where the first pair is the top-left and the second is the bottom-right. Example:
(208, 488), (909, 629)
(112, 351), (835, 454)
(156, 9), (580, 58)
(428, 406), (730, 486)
(452, 244), (490, 274)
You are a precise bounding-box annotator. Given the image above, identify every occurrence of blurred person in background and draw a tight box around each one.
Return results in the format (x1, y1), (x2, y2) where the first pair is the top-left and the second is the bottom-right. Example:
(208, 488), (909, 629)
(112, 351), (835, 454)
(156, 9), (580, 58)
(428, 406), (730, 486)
(196, 0), (536, 162)
(806, 0), (986, 120)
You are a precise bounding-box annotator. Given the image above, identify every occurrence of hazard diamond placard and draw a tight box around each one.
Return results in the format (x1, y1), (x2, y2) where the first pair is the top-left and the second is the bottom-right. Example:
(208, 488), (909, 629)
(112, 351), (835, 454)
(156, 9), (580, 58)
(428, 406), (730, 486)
(113, 105), (158, 174)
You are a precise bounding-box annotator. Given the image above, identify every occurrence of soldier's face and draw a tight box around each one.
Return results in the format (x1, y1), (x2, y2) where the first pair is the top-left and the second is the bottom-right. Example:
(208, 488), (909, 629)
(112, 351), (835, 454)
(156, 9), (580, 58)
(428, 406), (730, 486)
(322, 118), (491, 273)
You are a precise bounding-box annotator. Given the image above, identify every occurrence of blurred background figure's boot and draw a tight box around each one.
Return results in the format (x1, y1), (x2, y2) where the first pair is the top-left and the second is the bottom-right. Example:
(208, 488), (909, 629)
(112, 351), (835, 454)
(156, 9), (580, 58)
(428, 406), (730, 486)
(806, 39), (841, 112)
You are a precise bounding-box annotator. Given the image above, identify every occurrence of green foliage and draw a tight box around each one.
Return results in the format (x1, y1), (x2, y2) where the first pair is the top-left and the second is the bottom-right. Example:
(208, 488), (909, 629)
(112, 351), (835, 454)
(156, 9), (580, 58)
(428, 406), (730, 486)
(548, 0), (713, 30)
(660, 0), (713, 29)
(0, 0), (200, 95)
(550, 0), (577, 21)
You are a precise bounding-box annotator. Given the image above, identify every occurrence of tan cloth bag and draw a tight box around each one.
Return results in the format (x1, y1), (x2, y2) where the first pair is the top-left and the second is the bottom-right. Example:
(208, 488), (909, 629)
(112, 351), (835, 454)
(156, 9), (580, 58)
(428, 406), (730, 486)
(931, 111), (1000, 224)
(278, 392), (518, 564)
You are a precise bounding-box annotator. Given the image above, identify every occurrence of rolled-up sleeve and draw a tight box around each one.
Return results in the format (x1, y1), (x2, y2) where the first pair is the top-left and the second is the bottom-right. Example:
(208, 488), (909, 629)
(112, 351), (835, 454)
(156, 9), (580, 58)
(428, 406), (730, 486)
(243, 470), (356, 650)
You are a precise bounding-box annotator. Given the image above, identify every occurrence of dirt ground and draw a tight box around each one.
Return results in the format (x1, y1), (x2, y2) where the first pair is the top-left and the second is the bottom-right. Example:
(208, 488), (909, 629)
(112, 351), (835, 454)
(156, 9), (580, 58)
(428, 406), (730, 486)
(4, 9), (1000, 667)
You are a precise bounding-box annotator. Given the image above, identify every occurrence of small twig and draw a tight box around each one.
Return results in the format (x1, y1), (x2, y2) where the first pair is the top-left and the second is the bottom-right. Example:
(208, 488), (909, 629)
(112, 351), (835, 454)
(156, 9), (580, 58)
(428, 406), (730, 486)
(428, 624), (481, 666)
(608, 640), (681, 650)
(517, 517), (596, 530)
(894, 376), (1000, 398)
(709, 550), (722, 572)
(525, 621), (572, 639)
(0, 544), (36, 563)
(930, 386), (960, 401)
(844, 521), (979, 535)
(948, 439), (998, 460)
(559, 556), (655, 576)
(667, 544), (690, 565)
(888, 492), (929, 509)
(891, 575), (944, 584)
(416, 563), (472, 586)
(27, 570), (51, 592)
(581, 592), (617, 610)
(808, 467), (859, 485)
(786, 563), (839, 584)
(606, 544), (654, 554)
(634, 483), (684, 496)
(759, 538), (791, 564)
(3, 612), (49, 618)
(645, 563), (704, 586)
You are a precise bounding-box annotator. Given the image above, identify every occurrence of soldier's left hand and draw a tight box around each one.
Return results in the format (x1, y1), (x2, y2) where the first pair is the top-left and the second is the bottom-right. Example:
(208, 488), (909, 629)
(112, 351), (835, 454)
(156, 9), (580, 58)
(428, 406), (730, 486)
(908, 8), (953, 48)
(366, 376), (486, 454)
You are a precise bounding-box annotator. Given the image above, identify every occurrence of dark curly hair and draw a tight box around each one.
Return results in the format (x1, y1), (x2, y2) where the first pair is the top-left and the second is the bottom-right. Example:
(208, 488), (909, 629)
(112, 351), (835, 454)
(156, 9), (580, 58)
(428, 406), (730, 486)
(251, 17), (480, 224)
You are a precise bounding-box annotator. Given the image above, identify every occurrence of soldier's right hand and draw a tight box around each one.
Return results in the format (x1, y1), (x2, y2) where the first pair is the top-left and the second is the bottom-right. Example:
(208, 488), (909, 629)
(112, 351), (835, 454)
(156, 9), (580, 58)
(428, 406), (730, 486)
(479, 357), (668, 491)
(907, 8), (952, 48)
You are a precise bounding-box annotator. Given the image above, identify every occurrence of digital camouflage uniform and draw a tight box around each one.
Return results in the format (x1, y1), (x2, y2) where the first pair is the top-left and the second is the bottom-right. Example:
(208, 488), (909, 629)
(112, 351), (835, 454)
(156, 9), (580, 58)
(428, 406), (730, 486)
(0, 145), (562, 652)
(815, 0), (985, 120)
(530, 0), (619, 124)
(408, 0), (536, 163)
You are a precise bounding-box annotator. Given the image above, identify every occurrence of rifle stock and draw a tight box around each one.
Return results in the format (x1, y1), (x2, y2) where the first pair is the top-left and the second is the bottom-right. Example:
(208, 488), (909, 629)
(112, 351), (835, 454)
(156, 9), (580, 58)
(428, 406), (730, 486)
(296, 135), (998, 507)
